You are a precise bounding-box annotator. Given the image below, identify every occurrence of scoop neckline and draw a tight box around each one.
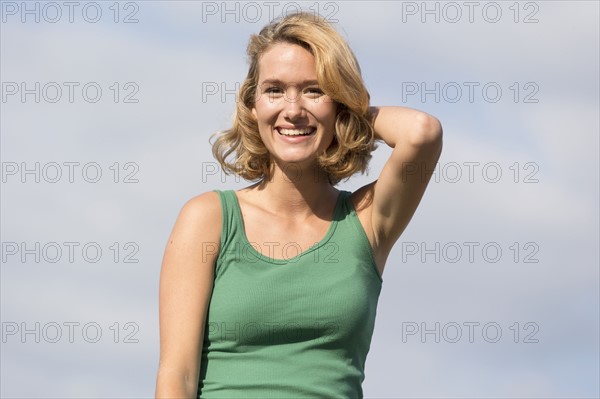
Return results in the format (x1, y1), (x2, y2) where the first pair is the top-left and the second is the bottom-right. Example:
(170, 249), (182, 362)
(230, 190), (347, 265)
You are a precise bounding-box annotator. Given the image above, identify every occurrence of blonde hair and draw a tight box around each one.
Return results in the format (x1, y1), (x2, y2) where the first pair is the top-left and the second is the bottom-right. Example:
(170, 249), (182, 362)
(211, 11), (375, 184)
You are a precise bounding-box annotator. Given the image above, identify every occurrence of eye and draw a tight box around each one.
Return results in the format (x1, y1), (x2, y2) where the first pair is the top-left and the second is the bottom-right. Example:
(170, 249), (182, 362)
(264, 86), (283, 94)
(305, 87), (324, 95)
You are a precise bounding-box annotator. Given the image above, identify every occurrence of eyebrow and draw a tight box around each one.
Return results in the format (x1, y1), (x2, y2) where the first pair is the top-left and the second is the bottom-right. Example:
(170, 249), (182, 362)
(259, 79), (320, 86)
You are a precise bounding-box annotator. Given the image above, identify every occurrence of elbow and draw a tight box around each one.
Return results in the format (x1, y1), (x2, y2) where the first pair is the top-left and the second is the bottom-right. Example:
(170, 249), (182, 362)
(411, 112), (443, 147)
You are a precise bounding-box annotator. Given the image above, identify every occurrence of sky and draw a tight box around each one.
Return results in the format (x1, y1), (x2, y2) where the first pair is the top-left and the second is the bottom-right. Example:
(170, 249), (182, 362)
(1, 1), (599, 398)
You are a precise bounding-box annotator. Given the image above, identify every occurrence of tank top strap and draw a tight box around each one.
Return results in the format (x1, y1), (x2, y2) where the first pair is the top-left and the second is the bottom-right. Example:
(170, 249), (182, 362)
(338, 189), (383, 282)
(213, 190), (246, 274)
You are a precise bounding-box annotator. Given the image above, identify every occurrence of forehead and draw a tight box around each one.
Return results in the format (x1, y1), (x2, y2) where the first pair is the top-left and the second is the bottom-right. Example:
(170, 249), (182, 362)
(257, 42), (317, 84)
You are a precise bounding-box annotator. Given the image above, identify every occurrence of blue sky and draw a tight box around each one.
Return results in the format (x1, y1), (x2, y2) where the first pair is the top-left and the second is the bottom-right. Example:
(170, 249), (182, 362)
(1, 1), (599, 397)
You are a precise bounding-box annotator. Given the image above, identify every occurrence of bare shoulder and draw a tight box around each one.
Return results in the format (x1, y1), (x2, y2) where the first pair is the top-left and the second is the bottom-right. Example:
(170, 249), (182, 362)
(180, 191), (222, 221)
(174, 191), (222, 242)
(162, 191), (223, 266)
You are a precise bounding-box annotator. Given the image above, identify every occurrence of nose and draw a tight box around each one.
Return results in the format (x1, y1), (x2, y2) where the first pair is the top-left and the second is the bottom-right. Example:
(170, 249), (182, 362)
(283, 87), (305, 120)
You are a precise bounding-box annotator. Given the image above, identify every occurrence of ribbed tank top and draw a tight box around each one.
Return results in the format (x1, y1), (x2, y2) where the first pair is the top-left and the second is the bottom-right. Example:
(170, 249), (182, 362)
(197, 190), (383, 398)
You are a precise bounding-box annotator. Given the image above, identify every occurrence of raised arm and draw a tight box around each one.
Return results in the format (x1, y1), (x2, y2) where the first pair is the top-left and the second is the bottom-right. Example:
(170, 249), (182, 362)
(353, 106), (443, 273)
(155, 192), (222, 398)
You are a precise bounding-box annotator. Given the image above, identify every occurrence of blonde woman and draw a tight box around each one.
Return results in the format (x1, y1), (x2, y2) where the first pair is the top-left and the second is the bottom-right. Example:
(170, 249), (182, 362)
(156, 11), (443, 398)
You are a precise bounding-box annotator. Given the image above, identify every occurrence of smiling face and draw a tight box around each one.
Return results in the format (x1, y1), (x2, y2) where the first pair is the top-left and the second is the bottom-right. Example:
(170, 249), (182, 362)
(251, 42), (338, 170)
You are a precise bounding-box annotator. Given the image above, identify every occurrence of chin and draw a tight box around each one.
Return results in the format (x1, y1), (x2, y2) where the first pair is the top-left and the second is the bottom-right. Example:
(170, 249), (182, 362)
(274, 154), (319, 167)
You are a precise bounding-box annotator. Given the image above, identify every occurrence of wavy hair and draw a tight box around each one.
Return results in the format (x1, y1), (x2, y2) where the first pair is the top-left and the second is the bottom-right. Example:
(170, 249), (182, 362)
(211, 11), (375, 185)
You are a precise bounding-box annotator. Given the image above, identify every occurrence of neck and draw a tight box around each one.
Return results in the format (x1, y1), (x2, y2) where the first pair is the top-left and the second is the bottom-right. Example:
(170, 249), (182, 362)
(253, 161), (338, 218)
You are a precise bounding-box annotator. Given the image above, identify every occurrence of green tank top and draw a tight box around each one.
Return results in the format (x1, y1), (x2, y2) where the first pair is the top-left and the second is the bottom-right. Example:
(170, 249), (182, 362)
(197, 190), (383, 398)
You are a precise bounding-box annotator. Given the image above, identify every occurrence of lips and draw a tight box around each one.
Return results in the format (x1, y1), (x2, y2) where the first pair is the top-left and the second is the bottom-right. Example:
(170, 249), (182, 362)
(276, 127), (316, 136)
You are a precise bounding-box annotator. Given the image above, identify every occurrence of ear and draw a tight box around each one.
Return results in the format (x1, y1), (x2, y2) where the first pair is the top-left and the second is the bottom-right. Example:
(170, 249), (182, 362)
(251, 106), (257, 120)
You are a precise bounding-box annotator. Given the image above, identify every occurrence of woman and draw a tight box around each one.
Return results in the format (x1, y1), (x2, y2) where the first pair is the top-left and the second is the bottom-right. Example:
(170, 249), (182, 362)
(156, 11), (442, 398)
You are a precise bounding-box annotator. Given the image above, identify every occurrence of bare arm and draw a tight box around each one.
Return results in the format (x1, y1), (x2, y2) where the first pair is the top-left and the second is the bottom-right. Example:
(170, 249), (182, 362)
(155, 192), (222, 398)
(354, 106), (443, 272)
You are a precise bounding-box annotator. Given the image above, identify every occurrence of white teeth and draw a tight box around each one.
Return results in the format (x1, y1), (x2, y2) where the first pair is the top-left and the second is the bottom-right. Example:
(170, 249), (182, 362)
(278, 128), (315, 136)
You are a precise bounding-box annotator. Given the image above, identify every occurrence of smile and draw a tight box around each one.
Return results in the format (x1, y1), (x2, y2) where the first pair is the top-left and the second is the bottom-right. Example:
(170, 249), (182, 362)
(276, 127), (316, 136)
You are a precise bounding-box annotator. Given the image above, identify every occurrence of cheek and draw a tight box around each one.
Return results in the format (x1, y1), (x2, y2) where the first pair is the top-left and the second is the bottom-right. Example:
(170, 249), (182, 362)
(253, 99), (279, 123)
(253, 102), (277, 143)
(312, 103), (338, 133)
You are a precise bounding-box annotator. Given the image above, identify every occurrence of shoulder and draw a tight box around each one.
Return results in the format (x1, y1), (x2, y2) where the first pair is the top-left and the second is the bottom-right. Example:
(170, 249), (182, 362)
(173, 191), (222, 243)
(180, 191), (222, 218)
